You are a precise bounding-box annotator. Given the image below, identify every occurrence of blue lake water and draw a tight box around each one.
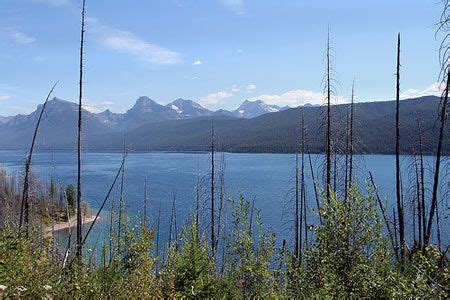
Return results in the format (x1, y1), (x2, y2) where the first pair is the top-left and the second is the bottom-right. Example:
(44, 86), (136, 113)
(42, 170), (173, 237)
(0, 150), (447, 253)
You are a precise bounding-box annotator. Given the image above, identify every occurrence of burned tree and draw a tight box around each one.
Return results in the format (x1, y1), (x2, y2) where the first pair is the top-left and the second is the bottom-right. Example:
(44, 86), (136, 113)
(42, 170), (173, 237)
(210, 120), (216, 256)
(394, 33), (405, 262)
(20, 82), (58, 236)
(76, 0), (87, 263)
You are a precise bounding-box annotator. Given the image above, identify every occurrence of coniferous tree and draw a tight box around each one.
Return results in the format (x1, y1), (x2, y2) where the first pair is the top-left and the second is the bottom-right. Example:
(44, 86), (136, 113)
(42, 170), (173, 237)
(66, 184), (76, 213)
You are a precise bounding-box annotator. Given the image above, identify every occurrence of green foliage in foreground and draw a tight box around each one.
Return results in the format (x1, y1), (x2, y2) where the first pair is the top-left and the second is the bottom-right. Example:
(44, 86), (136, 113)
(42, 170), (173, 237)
(0, 186), (448, 298)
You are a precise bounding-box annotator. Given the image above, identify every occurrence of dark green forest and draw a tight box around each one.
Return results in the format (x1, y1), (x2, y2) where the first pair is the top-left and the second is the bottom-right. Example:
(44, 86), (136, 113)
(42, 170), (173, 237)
(115, 96), (449, 154)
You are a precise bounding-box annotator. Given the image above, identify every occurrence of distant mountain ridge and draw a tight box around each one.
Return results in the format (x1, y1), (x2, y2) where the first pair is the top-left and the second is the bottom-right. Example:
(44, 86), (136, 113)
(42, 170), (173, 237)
(0, 95), (447, 154)
(234, 100), (288, 118)
(0, 115), (12, 124)
(0, 96), (292, 131)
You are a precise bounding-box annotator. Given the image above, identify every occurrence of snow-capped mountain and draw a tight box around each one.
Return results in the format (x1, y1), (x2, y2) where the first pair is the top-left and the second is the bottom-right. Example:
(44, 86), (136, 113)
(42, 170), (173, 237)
(166, 98), (212, 118)
(0, 97), (287, 137)
(233, 99), (284, 118)
(0, 115), (12, 124)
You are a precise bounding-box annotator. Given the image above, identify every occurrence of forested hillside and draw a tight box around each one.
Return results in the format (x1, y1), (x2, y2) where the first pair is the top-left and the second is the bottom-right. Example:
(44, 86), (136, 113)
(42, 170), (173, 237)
(101, 96), (449, 154)
(0, 96), (447, 154)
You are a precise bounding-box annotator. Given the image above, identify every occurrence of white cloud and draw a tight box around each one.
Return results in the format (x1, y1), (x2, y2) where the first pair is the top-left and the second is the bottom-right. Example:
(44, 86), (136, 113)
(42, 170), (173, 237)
(250, 89), (347, 107)
(199, 91), (233, 106)
(9, 30), (36, 44)
(231, 84), (240, 92)
(32, 0), (69, 5)
(236, 49), (243, 53)
(400, 82), (445, 99)
(83, 100), (117, 112)
(222, 0), (245, 15)
(246, 84), (256, 92)
(83, 103), (103, 113)
(193, 60), (202, 65)
(0, 95), (10, 101)
(89, 18), (182, 65)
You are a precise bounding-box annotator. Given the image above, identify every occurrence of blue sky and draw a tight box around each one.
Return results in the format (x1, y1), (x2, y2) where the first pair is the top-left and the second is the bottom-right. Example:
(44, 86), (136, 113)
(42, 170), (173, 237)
(0, 0), (446, 115)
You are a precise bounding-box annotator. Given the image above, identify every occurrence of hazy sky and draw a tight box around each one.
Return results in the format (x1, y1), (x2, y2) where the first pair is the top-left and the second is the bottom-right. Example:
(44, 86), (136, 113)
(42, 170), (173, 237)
(0, 0), (446, 115)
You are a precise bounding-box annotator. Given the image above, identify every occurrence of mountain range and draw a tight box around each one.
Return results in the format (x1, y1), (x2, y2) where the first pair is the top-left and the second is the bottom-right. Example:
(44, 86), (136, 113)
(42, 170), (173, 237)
(0, 95), (448, 154)
(0, 97), (285, 130)
(92, 96), (287, 130)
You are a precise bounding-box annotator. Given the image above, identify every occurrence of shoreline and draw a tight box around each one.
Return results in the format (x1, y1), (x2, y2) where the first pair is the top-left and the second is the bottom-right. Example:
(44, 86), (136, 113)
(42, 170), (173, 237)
(44, 215), (98, 237)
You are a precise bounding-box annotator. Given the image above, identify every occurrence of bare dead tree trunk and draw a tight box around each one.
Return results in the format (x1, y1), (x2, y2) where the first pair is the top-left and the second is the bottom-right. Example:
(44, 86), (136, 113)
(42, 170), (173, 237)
(301, 108), (307, 248)
(81, 154), (126, 248)
(303, 181), (308, 247)
(20, 82), (58, 237)
(117, 147), (126, 254)
(369, 172), (398, 259)
(279, 239), (287, 271)
(393, 207), (399, 257)
(249, 196), (256, 235)
(333, 153), (337, 195)
(108, 194), (115, 265)
(295, 151), (299, 261)
(412, 200), (416, 243)
(156, 203), (161, 258)
(210, 121), (216, 256)
(306, 137), (322, 226)
(154, 202), (162, 276)
(344, 82), (355, 202)
(143, 178), (148, 228)
(326, 32), (332, 204)
(195, 163), (200, 239)
(413, 155), (422, 247)
(395, 33), (405, 262)
(425, 65), (449, 247)
(435, 198), (442, 251)
(216, 153), (225, 251)
(417, 118), (426, 245)
(348, 81), (355, 193)
(344, 113), (349, 202)
(174, 195), (178, 249)
(76, 0), (86, 263)
(299, 151), (304, 263)
(169, 192), (177, 248)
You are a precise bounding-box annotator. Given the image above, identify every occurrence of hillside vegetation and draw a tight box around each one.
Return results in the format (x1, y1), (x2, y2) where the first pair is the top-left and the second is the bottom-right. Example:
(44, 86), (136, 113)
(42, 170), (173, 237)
(0, 96), (447, 154)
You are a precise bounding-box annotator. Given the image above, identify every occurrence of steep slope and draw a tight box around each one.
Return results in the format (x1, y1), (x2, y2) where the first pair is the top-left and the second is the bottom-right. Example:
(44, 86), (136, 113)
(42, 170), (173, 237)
(0, 97), (113, 149)
(95, 109), (123, 126)
(119, 96), (179, 130)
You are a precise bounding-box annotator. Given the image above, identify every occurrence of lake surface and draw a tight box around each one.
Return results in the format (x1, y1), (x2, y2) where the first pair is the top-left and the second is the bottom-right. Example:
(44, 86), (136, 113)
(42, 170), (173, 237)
(0, 150), (447, 252)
